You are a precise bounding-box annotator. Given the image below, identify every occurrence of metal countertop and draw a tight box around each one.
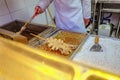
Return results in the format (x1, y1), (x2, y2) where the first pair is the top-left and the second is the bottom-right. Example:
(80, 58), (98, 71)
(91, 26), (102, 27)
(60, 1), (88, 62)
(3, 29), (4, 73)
(97, 0), (120, 4)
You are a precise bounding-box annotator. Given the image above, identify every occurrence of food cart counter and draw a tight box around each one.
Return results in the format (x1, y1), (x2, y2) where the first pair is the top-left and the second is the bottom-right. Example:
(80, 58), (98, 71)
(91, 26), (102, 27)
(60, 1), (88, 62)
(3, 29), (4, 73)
(0, 20), (120, 79)
(73, 35), (120, 76)
(97, 0), (120, 4)
(0, 37), (120, 80)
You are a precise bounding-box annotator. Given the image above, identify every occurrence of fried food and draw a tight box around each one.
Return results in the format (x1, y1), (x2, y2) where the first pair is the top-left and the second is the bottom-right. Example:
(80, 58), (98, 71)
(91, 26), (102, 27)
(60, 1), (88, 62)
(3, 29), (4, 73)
(39, 31), (87, 58)
(46, 37), (77, 55)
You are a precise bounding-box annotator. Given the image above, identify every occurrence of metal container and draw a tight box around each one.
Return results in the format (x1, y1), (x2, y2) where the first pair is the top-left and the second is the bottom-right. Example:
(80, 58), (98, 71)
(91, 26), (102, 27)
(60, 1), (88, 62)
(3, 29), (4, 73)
(0, 20), (55, 44)
(38, 30), (88, 59)
(0, 20), (56, 40)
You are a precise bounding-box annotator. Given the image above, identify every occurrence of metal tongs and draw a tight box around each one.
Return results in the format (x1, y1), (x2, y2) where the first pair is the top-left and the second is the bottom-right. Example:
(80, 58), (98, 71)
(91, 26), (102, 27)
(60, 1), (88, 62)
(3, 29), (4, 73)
(90, 35), (103, 52)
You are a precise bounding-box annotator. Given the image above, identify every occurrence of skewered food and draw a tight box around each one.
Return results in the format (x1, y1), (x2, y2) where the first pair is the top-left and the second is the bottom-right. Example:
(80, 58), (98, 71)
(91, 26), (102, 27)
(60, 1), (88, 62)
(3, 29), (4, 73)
(39, 31), (87, 58)
(46, 37), (77, 55)
(30, 33), (77, 55)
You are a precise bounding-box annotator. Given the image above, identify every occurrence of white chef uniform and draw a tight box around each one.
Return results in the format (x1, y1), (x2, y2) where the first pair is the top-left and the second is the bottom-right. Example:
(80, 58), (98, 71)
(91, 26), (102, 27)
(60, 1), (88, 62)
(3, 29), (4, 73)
(37, 0), (91, 33)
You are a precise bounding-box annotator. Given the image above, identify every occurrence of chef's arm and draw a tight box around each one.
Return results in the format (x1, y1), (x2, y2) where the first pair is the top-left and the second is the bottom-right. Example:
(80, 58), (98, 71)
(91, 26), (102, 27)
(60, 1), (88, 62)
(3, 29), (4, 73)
(35, 0), (53, 15)
(81, 0), (91, 26)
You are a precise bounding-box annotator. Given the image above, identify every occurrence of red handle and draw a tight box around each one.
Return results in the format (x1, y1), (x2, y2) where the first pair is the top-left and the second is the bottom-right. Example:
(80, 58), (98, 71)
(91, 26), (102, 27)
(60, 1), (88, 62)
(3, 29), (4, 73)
(31, 12), (38, 19)
(32, 6), (44, 19)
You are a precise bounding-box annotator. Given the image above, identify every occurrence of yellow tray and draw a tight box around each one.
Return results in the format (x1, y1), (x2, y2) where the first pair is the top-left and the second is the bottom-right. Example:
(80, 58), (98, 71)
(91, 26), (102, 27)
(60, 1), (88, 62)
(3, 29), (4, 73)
(0, 37), (119, 80)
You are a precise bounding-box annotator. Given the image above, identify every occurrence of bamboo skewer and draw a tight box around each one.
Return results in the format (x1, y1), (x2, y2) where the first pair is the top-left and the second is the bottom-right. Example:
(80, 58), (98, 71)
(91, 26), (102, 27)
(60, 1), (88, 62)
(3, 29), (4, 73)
(30, 33), (76, 55)
(30, 33), (46, 41)
(47, 7), (56, 26)
(45, 7), (56, 28)
(47, 7), (65, 40)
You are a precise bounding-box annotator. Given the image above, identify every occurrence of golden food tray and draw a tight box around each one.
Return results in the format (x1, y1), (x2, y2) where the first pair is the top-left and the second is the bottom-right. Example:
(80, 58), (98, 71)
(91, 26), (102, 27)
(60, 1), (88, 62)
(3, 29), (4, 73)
(0, 37), (80, 80)
(0, 37), (120, 80)
(38, 30), (87, 59)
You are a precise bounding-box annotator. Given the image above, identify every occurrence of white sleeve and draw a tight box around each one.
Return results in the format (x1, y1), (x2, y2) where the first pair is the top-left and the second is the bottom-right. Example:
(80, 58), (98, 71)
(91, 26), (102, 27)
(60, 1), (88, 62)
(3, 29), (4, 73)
(81, 0), (91, 19)
(37, 0), (53, 11)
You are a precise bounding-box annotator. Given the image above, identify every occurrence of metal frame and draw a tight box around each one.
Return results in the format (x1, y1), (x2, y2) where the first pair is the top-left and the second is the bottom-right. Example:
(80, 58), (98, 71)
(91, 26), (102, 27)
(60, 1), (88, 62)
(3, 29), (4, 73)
(95, 0), (120, 38)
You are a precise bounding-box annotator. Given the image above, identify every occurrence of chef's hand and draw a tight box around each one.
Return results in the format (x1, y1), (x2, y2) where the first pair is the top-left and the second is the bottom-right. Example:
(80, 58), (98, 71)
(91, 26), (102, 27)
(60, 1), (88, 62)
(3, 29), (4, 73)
(84, 18), (90, 28)
(35, 6), (43, 15)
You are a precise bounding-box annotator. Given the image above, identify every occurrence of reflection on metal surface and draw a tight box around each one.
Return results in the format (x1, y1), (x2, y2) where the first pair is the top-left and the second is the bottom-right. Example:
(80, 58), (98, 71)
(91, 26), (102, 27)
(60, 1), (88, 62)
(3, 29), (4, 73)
(0, 37), (120, 80)
(79, 67), (120, 80)
(86, 75), (106, 80)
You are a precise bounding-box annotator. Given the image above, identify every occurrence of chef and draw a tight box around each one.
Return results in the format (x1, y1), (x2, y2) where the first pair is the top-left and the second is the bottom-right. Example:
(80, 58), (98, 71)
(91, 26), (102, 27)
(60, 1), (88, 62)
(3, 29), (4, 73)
(35, 0), (91, 33)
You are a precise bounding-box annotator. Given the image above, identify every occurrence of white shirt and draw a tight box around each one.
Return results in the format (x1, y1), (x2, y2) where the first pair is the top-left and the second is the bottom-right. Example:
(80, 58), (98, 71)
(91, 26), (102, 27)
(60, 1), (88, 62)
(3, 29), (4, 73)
(37, 0), (91, 33)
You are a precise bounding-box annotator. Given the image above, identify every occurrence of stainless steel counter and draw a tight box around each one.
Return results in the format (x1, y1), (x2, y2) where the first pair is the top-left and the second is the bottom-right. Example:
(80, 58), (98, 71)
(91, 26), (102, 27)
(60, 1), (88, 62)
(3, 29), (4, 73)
(97, 0), (120, 4)
(73, 35), (120, 76)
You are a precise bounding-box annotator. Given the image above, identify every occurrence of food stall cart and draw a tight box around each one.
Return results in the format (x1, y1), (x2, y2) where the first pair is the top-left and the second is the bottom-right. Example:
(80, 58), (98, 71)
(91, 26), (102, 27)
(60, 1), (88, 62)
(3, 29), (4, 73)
(0, 0), (120, 80)
(0, 22), (120, 79)
(0, 36), (120, 80)
(0, 1), (120, 79)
